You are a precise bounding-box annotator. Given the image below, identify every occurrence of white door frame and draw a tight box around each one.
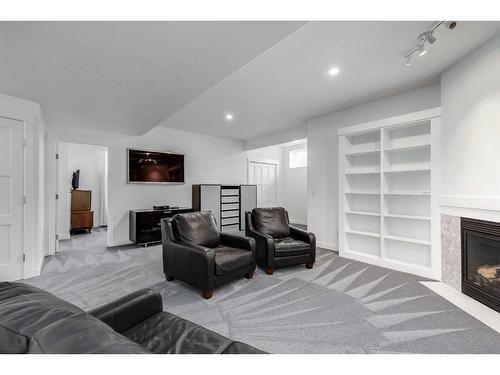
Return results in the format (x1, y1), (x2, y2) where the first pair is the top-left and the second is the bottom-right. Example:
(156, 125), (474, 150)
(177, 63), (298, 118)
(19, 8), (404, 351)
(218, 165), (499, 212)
(247, 158), (279, 207)
(52, 141), (110, 253)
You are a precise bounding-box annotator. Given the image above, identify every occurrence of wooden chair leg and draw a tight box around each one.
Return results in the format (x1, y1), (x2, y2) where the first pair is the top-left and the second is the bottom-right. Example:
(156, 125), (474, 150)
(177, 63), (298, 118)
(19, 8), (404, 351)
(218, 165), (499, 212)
(305, 262), (314, 269)
(245, 271), (254, 279)
(265, 267), (274, 275)
(202, 289), (213, 299)
(166, 274), (175, 281)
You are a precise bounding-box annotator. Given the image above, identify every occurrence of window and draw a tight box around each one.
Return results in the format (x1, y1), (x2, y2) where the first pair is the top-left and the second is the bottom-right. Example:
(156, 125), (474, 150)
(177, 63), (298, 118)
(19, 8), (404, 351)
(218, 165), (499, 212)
(289, 147), (307, 168)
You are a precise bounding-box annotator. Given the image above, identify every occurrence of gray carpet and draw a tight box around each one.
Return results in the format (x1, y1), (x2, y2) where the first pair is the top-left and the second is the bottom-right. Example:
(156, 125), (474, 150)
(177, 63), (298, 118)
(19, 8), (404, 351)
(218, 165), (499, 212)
(25, 228), (500, 353)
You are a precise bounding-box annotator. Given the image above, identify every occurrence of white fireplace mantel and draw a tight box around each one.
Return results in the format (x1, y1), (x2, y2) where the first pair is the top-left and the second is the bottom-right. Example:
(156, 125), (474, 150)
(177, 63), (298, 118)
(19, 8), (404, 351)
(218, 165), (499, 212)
(440, 194), (500, 222)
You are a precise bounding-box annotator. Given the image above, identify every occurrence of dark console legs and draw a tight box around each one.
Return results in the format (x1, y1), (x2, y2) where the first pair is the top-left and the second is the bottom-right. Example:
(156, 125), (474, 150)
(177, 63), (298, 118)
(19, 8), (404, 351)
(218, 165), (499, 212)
(202, 289), (213, 299)
(305, 262), (314, 269)
(265, 267), (274, 275)
(245, 271), (254, 279)
(166, 274), (175, 281)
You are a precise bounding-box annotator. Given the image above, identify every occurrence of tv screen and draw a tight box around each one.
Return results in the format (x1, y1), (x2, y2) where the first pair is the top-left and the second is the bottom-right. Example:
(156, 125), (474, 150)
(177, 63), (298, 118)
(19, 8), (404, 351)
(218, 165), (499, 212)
(128, 149), (184, 184)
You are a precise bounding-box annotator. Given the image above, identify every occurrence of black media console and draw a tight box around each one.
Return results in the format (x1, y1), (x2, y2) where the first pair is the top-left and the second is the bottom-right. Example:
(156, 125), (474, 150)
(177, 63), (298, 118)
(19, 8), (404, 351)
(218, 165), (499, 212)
(129, 207), (194, 246)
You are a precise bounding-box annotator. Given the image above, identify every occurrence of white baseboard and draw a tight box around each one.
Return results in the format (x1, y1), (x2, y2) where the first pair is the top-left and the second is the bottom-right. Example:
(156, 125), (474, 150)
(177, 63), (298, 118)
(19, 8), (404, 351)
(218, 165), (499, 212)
(23, 255), (45, 279)
(111, 239), (134, 247)
(317, 241), (338, 252)
(290, 219), (307, 226)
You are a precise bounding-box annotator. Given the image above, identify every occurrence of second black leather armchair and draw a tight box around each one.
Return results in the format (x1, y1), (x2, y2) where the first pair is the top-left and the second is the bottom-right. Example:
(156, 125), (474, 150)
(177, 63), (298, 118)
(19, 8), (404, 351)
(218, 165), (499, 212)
(245, 207), (316, 275)
(161, 211), (256, 299)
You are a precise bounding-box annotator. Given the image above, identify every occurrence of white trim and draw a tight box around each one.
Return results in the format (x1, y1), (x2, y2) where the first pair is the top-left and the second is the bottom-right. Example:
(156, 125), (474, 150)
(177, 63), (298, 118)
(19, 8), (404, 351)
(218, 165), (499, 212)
(317, 241), (338, 252)
(111, 239), (134, 247)
(420, 281), (500, 334)
(290, 219), (307, 226)
(440, 194), (500, 222)
(337, 107), (441, 136)
(246, 157), (280, 166)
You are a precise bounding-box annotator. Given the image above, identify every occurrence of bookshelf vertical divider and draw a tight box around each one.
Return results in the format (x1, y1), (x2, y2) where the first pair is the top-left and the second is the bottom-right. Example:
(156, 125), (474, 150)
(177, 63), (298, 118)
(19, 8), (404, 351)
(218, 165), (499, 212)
(338, 108), (441, 279)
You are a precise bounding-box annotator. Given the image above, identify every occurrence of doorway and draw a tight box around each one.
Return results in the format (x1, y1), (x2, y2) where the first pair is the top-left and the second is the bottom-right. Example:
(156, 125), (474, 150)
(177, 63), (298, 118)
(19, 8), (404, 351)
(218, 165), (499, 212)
(55, 142), (108, 252)
(247, 161), (278, 208)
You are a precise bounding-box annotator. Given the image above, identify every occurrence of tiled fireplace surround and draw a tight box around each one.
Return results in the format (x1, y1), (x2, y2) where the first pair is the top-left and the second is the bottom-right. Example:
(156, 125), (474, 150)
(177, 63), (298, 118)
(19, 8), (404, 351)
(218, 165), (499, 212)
(441, 215), (462, 290)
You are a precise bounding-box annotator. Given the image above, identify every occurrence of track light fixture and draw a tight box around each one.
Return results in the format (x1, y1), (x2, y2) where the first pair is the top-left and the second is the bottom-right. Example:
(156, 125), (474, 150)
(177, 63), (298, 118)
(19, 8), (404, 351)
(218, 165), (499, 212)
(403, 21), (457, 65)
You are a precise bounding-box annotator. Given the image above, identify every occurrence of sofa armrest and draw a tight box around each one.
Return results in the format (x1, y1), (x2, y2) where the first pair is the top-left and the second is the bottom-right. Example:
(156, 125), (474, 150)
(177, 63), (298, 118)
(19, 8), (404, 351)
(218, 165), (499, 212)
(290, 226), (316, 262)
(220, 232), (256, 253)
(88, 289), (163, 333)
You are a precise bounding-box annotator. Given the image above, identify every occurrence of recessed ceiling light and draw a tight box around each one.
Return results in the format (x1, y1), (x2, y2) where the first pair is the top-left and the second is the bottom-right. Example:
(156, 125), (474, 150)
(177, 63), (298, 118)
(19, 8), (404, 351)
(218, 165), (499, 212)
(225, 113), (234, 121)
(328, 67), (340, 76)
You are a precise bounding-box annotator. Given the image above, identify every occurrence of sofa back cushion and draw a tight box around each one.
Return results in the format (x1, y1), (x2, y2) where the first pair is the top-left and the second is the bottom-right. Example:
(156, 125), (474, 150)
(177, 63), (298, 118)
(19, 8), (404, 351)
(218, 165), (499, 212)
(29, 313), (150, 354)
(251, 207), (290, 238)
(173, 211), (220, 248)
(0, 282), (83, 353)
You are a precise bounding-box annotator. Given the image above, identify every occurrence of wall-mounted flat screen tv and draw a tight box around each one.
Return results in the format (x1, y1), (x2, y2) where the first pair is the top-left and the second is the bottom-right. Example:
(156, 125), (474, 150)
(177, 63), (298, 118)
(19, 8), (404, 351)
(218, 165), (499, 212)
(128, 149), (184, 184)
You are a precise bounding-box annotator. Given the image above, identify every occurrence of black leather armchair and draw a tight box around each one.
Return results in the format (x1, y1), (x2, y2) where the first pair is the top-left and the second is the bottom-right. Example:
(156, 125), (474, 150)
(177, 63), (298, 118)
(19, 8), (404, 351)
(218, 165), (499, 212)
(161, 211), (256, 299)
(245, 207), (316, 275)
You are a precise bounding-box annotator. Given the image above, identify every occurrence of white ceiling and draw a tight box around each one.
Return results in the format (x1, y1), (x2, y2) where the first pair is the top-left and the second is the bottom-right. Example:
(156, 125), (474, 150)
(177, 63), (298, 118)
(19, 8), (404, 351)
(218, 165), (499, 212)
(0, 22), (499, 139)
(0, 21), (304, 135)
(159, 21), (500, 140)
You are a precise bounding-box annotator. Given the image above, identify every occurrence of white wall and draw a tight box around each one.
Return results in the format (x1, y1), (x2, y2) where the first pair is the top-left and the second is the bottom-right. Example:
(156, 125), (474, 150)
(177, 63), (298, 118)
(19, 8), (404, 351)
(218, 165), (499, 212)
(45, 124), (283, 248)
(441, 34), (500, 214)
(281, 143), (308, 224)
(306, 84), (441, 250)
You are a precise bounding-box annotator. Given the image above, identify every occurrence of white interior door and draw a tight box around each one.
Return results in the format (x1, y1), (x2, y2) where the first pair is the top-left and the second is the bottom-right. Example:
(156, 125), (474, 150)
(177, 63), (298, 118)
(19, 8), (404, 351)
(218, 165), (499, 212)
(248, 161), (278, 207)
(0, 117), (24, 281)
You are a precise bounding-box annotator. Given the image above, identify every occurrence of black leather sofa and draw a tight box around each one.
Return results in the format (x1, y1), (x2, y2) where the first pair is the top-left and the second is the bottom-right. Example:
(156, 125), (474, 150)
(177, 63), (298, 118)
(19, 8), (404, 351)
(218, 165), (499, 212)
(0, 282), (264, 354)
(161, 211), (256, 299)
(245, 207), (316, 275)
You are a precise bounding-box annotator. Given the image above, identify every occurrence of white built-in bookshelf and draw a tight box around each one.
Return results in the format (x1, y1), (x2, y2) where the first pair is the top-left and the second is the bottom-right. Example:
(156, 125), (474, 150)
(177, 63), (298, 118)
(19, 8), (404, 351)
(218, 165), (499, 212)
(338, 108), (441, 279)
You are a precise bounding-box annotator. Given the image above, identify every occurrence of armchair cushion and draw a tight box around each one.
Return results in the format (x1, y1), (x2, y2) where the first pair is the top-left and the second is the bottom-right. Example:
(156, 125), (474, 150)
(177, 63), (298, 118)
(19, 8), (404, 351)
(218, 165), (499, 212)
(213, 245), (253, 276)
(274, 237), (310, 257)
(173, 211), (220, 248)
(251, 207), (290, 238)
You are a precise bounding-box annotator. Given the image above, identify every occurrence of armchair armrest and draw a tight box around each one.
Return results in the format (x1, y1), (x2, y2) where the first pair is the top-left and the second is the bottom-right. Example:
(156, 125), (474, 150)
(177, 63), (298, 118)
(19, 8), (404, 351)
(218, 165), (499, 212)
(246, 227), (275, 266)
(220, 232), (256, 253)
(88, 288), (163, 333)
(290, 226), (316, 262)
(164, 240), (215, 291)
(289, 226), (315, 244)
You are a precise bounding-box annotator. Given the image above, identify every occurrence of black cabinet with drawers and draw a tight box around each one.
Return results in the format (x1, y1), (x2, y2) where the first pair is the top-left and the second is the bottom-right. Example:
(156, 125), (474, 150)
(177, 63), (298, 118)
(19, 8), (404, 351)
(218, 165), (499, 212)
(129, 207), (193, 246)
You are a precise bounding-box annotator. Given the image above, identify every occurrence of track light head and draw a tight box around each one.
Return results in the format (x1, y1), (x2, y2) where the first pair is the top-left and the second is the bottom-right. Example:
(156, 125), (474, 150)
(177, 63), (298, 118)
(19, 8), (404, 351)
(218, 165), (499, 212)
(418, 43), (427, 57)
(404, 56), (412, 66)
(444, 21), (457, 29)
(425, 31), (437, 44)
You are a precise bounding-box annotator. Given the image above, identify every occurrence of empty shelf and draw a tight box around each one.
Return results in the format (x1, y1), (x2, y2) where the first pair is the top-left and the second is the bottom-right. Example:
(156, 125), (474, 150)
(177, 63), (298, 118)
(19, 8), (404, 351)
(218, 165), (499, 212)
(345, 149), (380, 156)
(346, 210), (380, 217)
(384, 191), (430, 196)
(384, 143), (430, 152)
(384, 213), (430, 221)
(345, 229), (381, 238)
(345, 168), (380, 175)
(384, 235), (431, 246)
(345, 190), (380, 195)
(384, 165), (430, 173)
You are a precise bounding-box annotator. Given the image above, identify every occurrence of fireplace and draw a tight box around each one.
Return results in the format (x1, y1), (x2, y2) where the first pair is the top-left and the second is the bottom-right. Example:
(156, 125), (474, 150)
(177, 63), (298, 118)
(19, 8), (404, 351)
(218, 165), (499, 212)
(461, 218), (500, 312)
